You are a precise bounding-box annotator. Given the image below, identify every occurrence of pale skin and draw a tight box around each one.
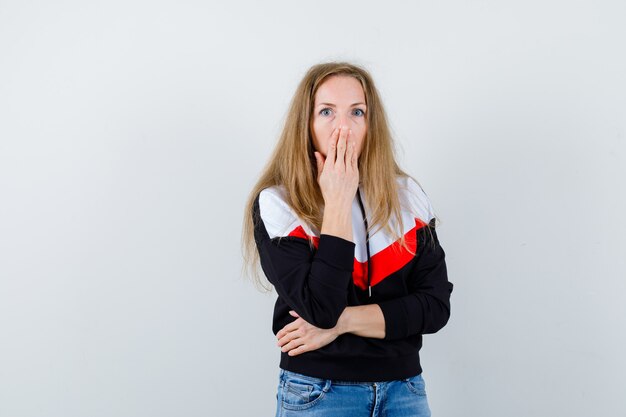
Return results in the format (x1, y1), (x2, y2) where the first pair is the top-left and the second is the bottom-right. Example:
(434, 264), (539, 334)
(276, 75), (386, 357)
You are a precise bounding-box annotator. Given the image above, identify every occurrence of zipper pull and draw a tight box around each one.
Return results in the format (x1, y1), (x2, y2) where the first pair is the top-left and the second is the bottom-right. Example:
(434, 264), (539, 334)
(368, 285), (372, 297)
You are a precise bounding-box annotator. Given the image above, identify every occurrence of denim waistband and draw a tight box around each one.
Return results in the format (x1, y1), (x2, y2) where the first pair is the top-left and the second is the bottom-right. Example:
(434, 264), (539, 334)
(279, 368), (422, 385)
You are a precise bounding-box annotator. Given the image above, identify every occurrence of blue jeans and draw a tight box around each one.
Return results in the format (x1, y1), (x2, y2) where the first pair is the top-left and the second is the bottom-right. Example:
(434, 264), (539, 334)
(274, 369), (432, 417)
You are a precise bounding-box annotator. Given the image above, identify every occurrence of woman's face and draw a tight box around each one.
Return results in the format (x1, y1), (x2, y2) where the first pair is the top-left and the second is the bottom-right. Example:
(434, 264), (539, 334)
(310, 75), (367, 159)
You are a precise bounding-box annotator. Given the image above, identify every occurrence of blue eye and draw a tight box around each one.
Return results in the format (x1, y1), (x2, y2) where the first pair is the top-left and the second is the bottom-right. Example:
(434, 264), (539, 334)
(319, 108), (366, 117)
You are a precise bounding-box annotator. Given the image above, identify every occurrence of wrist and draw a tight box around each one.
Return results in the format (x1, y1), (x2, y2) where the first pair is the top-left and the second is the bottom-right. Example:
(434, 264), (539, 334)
(323, 201), (352, 213)
(321, 205), (353, 242)
(335, 306), (352, 336)
(322, 205), (352, 225)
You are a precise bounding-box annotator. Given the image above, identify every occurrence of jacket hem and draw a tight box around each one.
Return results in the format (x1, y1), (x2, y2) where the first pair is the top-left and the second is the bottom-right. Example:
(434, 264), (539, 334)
(278, 351), (422, 382)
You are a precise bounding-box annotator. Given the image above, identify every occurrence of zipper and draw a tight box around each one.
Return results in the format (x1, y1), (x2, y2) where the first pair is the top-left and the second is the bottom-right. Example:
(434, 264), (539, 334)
(356, 188), (372, 298)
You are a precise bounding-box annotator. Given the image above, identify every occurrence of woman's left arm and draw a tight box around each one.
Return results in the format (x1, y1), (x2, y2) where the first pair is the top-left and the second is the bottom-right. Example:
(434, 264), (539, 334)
(338, 220), (454, 340)
(376, 221), (454, 340)
(335, 304), (386, 338)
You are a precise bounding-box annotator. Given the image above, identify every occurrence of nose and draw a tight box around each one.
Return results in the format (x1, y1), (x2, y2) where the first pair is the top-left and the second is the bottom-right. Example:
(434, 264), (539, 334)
(335, 113), (352, 131)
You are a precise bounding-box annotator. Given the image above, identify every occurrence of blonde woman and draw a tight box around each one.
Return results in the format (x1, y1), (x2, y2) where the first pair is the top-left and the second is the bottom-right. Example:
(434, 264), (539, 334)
(242, 61), (453, 417)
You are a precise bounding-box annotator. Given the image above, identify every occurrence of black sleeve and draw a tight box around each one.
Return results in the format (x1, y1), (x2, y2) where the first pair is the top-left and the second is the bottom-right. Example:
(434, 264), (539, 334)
(253, 192), (356, 329)
(377, 218), (454, 340)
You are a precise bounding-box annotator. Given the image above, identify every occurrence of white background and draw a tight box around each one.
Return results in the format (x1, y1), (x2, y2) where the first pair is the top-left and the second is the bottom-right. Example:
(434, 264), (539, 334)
(1, 1), (625, 416)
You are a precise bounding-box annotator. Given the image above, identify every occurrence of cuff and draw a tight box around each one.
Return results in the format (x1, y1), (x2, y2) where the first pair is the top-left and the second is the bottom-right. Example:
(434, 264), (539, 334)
(377, 298), (409, 340)
(315, 234), (356, 271)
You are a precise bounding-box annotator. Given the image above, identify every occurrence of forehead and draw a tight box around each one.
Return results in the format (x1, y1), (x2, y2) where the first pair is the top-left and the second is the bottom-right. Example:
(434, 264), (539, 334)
(314, 75), (365, 103)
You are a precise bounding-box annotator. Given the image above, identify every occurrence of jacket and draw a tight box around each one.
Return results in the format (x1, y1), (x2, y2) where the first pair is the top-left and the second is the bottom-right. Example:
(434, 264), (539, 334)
(252, 175), (454, 381)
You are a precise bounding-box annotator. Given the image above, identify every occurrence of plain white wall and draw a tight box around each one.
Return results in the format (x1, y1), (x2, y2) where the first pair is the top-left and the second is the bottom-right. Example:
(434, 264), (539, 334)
(1, 1), (624, 416)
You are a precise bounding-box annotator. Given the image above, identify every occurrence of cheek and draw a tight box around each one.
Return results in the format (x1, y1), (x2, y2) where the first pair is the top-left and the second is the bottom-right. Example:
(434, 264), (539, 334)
(352, 128), (366, 154)
(313, 119), (333, 134)
(311, 120), (333, 152)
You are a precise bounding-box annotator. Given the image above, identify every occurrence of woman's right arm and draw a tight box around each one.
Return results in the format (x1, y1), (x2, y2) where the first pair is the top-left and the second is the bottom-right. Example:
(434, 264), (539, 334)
(253, 190), (354, 329)
(253, 126), (359, 329)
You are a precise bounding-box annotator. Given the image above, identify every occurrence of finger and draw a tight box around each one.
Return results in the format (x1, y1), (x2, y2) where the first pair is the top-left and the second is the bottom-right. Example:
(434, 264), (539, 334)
(345, 136), (355, 172)
(351, 137), (359, 171)
(281, 337), (304, 353)
(277, 331), (294, 347)
(288, 344), (310, 356)
(335, 126), (348, 170)
(277, 329), (285, 341)
(325, 127), (339, 167)
(276, 325), (293, 340)
(276, 320), (299, 340)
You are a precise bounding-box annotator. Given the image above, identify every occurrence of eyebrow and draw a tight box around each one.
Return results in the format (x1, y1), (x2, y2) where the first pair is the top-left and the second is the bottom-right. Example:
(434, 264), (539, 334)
(316, 102), (366, 107)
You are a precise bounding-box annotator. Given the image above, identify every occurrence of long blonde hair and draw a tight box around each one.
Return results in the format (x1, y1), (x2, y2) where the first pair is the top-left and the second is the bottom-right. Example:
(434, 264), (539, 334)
(241, 61), (420, 292)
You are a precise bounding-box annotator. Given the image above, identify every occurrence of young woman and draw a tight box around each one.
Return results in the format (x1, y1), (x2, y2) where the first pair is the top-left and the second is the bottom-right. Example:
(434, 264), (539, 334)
(242, 61), (454, 417)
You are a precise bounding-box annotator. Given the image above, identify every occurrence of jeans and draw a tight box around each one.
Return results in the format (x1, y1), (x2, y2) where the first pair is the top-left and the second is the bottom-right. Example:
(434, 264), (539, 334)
(274, 368), (432, 417)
